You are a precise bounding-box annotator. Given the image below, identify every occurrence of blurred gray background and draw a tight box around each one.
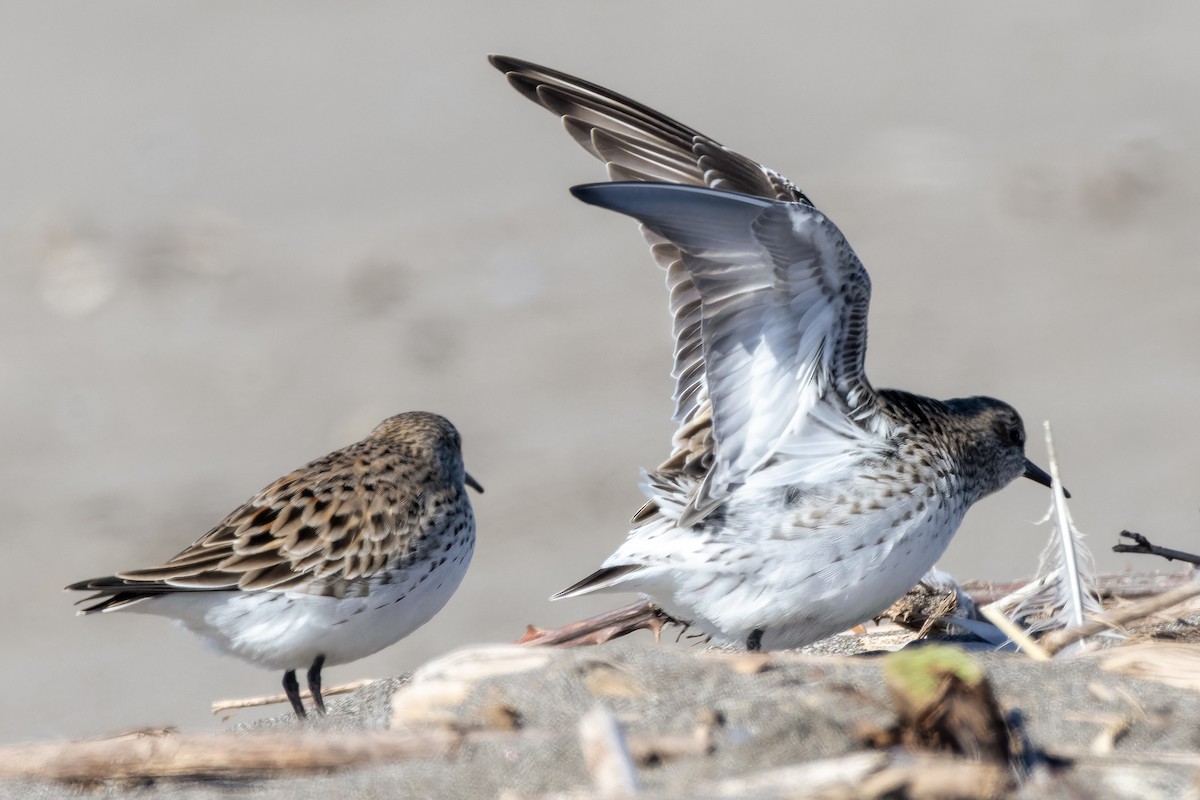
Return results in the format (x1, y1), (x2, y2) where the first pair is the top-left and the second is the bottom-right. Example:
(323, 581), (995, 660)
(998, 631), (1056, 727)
(3, 2), (1197, 743)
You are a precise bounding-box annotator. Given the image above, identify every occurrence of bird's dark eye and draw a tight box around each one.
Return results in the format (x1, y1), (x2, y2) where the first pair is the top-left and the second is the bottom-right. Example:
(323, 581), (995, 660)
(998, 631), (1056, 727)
(1007, 423), (1024, 448)
(995, 417), (1024, 448)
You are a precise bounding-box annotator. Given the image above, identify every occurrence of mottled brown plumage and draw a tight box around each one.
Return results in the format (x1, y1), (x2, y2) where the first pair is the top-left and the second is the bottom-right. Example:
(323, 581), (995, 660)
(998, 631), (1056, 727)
(68, 411), (481, 717)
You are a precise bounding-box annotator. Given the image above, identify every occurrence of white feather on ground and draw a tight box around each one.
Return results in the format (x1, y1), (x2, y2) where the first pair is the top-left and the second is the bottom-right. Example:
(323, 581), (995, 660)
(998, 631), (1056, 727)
(987, 422), (1109, 654)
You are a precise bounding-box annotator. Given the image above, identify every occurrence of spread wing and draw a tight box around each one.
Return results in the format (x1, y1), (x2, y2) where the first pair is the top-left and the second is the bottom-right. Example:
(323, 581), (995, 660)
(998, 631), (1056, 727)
(489, 55), (811, 204)
(572, 183), (880, 526)
(490, 55), (816, 480)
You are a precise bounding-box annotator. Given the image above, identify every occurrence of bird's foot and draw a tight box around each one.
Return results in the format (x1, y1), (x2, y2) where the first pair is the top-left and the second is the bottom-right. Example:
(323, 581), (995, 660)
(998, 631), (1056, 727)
(517, 600), (686, 647)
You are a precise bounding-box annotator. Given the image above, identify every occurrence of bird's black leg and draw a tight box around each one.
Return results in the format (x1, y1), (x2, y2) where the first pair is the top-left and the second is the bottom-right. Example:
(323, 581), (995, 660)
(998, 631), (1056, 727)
(307, 654), (327, 716)
(746, 628), (764, 652)
(283, 669), (306, 719)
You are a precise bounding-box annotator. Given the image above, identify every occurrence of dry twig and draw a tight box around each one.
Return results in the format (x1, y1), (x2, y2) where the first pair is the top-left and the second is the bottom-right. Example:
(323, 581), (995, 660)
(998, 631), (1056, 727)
(1113, 530), (1200, 566)
(978, 604), (1052, 661)
(212, 678), (377, 717)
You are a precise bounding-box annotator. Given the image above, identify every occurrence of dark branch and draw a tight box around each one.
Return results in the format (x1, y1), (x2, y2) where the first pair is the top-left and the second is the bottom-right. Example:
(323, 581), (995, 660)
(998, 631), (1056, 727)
(1112, 530), (1200, 567)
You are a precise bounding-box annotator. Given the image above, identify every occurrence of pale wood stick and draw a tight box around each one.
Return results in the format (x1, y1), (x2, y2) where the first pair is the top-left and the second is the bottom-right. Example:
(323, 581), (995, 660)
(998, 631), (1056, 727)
(577, 704), (638, 798)
(0, 730), (460, 782)
(712, 752), (1011, 800)
(212, 678), (378, 715)
(978, 603), (1052, 661)
(1043, 747), (1200, 767)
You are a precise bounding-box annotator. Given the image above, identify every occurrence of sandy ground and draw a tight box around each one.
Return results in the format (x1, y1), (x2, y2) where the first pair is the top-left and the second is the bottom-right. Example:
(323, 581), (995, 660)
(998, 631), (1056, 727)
(6, 633), (1200, 798)
(2, 2), (1198, 744)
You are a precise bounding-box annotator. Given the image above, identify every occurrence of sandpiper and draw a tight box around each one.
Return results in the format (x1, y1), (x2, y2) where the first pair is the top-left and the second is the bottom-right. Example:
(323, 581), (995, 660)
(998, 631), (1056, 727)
(68, 411), (482, 716)
(491, 55), (1057, 651)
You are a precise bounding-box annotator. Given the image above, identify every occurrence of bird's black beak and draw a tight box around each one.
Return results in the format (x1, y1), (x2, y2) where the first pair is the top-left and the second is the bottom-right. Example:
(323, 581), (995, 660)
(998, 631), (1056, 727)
(1023, 459), (1068, 498)
(465, 472), (484, 494)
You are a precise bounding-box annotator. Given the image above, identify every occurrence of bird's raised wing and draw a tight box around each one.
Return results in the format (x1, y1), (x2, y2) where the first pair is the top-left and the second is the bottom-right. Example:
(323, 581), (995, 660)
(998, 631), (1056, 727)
(572, 183), (880, 526)
(489, 55), (811, 204)
(490, 56), (819, 482)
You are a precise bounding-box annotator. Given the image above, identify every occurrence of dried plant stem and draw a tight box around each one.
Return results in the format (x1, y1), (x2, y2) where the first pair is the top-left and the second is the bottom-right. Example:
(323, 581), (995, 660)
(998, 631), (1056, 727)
(1040, 575), (1200, 656)
(212, 679), (377, 716)
(978, 604), (1052, 661)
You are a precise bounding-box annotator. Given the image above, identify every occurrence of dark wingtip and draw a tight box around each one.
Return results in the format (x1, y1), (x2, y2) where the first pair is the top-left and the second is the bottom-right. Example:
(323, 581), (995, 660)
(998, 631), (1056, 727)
(66, 576), (127, 614)
(488, 54), (541, 76)
(552, 564), (640, 600)
(569, 181), (707, 212)
(65, 576), (110, 592)
(466, 472), (484, 494)
(569, 182), (636, 212)
(1023, 458), (1070, 498)
(569, 182), (608, 203)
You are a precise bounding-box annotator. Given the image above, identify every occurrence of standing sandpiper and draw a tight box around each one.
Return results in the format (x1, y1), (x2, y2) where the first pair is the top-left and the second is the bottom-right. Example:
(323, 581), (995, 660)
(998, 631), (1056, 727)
(491, 56), (1057, 651)
(68, 411), (482, 716)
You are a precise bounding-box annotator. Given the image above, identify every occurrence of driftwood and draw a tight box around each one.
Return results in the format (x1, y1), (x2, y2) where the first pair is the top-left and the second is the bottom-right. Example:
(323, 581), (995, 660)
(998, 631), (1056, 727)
(506, 751), (1014, 800)
(577, 705), (638, 798)
(709, 752), (1014, 800)
(1096, 641), (1200, 692)
(0, 730), (459, 782)
(961, 569), (1194, 606)
(974, 569), (1200, 659)
(1040, 574), (1200, 656)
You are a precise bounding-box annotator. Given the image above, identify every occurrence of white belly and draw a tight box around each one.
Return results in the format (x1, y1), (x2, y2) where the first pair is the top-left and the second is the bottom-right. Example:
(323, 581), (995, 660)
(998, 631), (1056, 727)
(130, 538), (473, 671)
(610, 489), (967, 650)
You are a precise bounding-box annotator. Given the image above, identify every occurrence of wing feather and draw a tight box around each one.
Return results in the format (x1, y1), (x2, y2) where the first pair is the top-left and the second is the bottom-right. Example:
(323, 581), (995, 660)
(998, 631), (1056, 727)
(571, 183), (880, 525)
(490, 55), (817, 482)
(68, 441), (430, 610)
